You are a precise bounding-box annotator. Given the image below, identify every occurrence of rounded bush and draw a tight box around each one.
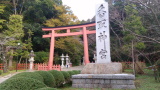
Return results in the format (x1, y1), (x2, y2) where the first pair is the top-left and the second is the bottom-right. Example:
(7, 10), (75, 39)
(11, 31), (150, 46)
(73, 70), (80, 74)
(0, 77), (47, 90)
(60, 71), (70, 82)
(35, 71), (56, 87)
(48, 70), (65, 87)
(36, 87), (57, 90)
(10, 72), (44, 82)
(67, 71), (75, 77)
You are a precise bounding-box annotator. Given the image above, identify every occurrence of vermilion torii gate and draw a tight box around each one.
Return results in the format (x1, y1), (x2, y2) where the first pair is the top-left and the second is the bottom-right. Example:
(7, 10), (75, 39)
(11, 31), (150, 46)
(42, 22), (96, 70)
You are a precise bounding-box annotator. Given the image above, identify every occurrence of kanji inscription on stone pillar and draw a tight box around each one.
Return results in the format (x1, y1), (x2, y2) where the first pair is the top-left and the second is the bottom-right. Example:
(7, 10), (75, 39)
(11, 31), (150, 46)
(96, 3), (111, 63)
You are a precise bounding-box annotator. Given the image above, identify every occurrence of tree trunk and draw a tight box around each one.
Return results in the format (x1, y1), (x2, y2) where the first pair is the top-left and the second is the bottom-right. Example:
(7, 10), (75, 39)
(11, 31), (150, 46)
(3, 54), (8, 73)
(8, 49), (13, 67)
(134, 54), (144, 74)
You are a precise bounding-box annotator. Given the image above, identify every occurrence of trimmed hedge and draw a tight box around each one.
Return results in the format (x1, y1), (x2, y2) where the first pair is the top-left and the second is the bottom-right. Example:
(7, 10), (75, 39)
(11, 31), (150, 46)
(48, 70), (65, 87)
(60, 71), (70, 82)
(35, 71), (56, 87)
(36, 87), (57, 90)
(67, 71), (75, 77)
(73, 70), (81, 74)
(10, 72), (44, 82)
(0, 77), (47, 90)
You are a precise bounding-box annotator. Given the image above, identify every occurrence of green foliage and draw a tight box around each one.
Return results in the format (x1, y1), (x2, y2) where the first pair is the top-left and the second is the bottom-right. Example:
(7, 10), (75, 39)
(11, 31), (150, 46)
(60, 71), (71, 82)
(48, 70), (65, 87)
(124, 4), (146, 35)
(23, 0), (58, 24)
(4, 15), (24, 39)
(0, 4), (6, 30)
(35, 71), (56, 87)
(10, 72), (44, 82)
(36, 87), (58, 90)
(35, 51), (49, 63)
(67, 71), (75, 77)
(44, 5), (79, 27)
(123, 34), (135, 42)
(0, 77), (47, 90)
(72, 70), (81, 74)
(55, 37), (83, 65)
(135, 42), (146, 50)
(0, 70), (2, 75)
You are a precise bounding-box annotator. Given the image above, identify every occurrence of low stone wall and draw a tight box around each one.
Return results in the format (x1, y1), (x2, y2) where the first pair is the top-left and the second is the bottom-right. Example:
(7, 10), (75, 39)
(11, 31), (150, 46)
(72, 74), (136, 89)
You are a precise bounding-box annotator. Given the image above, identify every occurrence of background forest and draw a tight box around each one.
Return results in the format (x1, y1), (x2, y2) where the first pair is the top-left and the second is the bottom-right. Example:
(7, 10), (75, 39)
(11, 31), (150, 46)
(0, 0), (160, 73)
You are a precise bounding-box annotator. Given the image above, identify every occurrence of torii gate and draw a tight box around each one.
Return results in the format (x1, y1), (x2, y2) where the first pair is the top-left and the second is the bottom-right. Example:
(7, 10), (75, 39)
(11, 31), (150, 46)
(42, 22), (96, 70)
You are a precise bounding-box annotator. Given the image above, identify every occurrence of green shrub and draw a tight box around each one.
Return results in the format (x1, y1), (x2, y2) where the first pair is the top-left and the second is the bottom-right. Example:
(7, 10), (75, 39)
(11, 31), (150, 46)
(0, 77), (47, 90)
(35, 51), (49, 63)
(48, 70), (65, 87)
(10, 72), (44, 82)
(60, 71), (70, 82)
(67, 71), (75, 77)
(73, 70), (80, 74)
(35, 71), (56, 87)
(36, 87), (57, 90)
(0, 70), (2, 75)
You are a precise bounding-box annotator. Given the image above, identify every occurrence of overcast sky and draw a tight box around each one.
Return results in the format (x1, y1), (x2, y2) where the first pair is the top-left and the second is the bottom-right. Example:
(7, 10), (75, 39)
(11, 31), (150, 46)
(62, 0), (105, 21)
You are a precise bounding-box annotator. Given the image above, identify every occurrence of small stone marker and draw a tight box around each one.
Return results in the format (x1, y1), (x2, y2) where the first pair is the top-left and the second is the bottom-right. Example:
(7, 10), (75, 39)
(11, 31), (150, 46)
(96, 3), (111, 63)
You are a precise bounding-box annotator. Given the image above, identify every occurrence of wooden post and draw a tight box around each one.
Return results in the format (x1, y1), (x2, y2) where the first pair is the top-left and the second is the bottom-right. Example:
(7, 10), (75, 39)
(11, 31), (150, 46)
(83, 27), (90, 65)
(48, 30), (55, 70)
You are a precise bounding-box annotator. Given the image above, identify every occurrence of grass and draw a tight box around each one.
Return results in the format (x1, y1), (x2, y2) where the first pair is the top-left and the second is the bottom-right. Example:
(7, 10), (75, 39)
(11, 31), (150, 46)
(0, 70), (25, 77)
(57, 69), (160, 90)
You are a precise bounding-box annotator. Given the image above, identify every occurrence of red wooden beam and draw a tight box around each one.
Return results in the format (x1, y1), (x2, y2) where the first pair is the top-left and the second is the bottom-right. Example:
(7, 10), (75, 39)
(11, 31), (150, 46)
(43, 30), (96, 38)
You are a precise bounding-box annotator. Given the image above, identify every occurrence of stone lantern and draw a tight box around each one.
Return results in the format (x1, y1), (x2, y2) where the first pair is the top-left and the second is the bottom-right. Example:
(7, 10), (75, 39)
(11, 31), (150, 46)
(65, 54), (69, 68)
(28, 50), (35, 71)
(60, 54), (65, 68)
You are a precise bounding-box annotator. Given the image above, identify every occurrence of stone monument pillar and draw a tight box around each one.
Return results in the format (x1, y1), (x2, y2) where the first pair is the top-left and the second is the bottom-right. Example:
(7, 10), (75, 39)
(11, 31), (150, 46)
(72, 2), (135, 89)
(96, 3), (111, 63)
(28, 50), (35, 71)
(81, 3), (122, 74)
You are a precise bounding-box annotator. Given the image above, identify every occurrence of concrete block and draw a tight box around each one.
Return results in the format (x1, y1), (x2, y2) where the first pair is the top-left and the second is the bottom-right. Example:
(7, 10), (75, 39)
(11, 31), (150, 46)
(99, 79), (105, 84)
(116, 80), (127, 85)
(112, 74), (135, 80)
(72, 84), (78, 88)
(78, 84), (85, 88)
(93, 84), (99, 88)
(127, 80), (134, 85)
(112, 85), (136, 89)
(84, 84), (93, 88)
(111, 80), (117, 84)
(104, 80), (110, 84)
(92, 79), (100, 84)
(85, 79), (93, 84)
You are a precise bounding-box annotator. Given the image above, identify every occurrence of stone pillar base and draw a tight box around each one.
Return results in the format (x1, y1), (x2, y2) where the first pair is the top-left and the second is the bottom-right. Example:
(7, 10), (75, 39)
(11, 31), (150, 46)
(72, 74), (136, 89)
(81, 63), (122, 74)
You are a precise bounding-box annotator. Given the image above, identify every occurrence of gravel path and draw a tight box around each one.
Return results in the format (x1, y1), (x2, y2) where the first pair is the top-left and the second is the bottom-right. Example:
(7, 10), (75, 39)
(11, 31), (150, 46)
(61, 65), (84, 71)
(0, 72), (20, 84)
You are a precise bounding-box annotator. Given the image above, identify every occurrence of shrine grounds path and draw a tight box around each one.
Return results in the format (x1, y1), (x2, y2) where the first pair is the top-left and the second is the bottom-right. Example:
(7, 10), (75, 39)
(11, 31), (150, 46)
(0, 65), (85, 84)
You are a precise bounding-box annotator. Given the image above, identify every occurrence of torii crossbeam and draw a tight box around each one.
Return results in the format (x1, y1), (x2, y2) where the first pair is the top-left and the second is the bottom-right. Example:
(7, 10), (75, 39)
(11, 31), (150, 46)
(42, 22), (96, 70)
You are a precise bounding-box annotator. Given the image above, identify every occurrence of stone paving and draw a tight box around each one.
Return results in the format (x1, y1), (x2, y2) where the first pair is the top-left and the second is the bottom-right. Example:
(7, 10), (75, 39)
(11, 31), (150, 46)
(0, 65), (84, 84)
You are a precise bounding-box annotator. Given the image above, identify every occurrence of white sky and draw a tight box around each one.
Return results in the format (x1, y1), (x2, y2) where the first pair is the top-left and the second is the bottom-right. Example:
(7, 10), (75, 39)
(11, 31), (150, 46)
(62, 0), (105, 21)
